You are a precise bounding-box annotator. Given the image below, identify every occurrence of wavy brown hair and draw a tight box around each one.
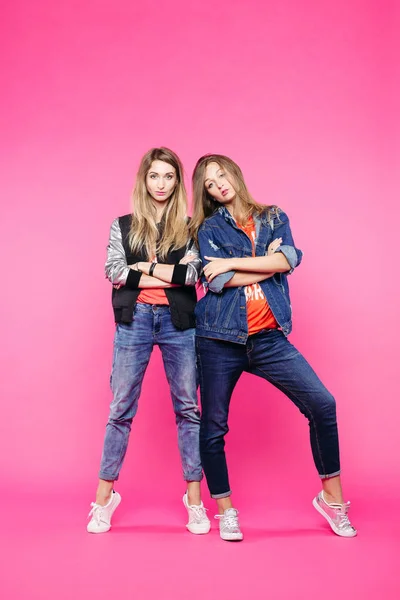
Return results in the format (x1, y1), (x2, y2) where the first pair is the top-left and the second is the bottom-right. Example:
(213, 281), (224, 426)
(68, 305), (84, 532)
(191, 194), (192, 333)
(129, 147), (189, 260)
(189, 154), (275, 243)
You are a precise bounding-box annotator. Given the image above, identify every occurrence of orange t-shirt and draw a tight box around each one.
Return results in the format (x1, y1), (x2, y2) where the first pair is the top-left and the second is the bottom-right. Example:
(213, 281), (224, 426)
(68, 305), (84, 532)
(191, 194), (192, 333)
(136, 258), (169, 305)
(237, 217), (278, 335)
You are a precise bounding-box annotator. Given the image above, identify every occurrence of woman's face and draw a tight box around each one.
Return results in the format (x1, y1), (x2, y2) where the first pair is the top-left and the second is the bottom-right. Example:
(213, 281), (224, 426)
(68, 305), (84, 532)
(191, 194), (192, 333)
(204, 162), (237, 205)
(146, 160), (177, 206)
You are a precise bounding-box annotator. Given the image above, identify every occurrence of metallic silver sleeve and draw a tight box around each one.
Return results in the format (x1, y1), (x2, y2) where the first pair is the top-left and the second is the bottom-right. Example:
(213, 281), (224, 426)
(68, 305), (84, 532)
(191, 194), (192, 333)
(184, 239), (202, 286)
(104, 218), (130, 285)
(105, 219), (201, 286)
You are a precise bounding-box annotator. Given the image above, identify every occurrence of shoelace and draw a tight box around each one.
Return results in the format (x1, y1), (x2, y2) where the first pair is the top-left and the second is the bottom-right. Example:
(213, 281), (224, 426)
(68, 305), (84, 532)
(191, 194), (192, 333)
(88, 503), (103, 525)
(215, 512), (240, 531)
(336, 503), (352, 529)
(189, 504), (209, 523)
(326, 499), (352, 529)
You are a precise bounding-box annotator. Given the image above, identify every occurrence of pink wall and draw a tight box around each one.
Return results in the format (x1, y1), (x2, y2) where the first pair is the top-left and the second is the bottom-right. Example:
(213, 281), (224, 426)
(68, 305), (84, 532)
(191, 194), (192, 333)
(1, 1), (398, 501)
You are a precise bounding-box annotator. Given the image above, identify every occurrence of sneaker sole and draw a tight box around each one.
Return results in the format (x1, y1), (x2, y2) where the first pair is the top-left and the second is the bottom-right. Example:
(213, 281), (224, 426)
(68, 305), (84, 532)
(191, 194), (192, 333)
(87, 493), (121, 534)
(312, 497), (357, 538)
(182, 494), (211, 535)
(186, 523), (211, 535)
(220, 533), (244, 542)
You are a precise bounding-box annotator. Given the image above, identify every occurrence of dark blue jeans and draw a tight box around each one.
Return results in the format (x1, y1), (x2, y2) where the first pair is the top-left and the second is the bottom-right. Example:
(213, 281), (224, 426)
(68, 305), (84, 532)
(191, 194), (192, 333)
(196, 330), (340, 498)
(99, 304), (202, 482)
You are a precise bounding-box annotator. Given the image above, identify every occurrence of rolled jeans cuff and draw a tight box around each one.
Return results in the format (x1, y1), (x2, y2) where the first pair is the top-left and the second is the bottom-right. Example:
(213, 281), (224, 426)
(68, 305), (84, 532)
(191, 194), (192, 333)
(99, 471), (119, 482)
(319, 470), (341, 480)
(185, 472), (203, 483)
(210, 490), (232, 499)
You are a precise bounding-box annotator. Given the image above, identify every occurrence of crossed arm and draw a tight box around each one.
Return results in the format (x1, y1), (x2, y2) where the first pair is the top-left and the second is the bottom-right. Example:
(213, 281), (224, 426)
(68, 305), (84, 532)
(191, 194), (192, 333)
(200, 237), (287, 289)
(127, 254), (196, 288)
(203, 248), (290, 285)
(105, 218), (200, 289)
(198, 211), (302, 292)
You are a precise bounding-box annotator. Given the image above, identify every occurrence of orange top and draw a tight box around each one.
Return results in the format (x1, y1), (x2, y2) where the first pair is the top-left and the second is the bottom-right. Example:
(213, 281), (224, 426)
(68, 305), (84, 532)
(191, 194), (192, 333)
(137, 288), (169, 305)
(237, 217), (278, 335)
(136, 258), (169, 305)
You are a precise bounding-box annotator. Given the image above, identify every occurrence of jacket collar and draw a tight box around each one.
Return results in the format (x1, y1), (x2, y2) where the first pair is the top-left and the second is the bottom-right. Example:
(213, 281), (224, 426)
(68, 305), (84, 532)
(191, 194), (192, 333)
(217, 206), (269, 226)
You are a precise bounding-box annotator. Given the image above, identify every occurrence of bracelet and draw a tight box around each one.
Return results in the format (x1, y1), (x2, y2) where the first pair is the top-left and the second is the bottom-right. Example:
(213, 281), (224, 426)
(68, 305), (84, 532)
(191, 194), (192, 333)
(149, 262), (157, 277)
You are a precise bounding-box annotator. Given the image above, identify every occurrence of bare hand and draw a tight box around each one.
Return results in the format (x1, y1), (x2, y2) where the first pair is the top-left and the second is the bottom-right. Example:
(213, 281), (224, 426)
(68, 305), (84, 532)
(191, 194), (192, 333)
(203, 256), (234, 282)
(267, 237), (282, 256)
(179, 252), (197, 265)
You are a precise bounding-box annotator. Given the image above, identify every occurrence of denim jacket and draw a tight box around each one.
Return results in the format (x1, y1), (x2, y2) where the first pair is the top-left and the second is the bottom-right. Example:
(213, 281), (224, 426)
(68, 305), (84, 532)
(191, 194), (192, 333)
(195, 206), (303, 343)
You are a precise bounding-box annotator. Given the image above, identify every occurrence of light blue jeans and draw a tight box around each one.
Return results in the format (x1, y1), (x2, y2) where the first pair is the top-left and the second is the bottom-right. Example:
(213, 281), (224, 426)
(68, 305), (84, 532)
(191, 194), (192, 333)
(99, 304), (202, 482)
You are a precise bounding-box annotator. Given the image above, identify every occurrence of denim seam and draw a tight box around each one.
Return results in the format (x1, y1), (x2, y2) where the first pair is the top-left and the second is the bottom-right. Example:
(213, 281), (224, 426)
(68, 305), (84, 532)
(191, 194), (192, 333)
(105, 327), (153, 479)
(159, 325), (202, 481)
(197, 345), (207, 485)
(223, 287), (241, 329)
(110, 339), (137, 477)
(109, 420), (131, 479)
(251, 365), (327, 476)
(196, 346), (230, 496)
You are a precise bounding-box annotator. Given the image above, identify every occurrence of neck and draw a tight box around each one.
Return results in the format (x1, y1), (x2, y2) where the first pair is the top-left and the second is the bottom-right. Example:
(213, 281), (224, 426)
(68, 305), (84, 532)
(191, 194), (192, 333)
(151, 202), (166, 223)
(225, 197), (244, 222)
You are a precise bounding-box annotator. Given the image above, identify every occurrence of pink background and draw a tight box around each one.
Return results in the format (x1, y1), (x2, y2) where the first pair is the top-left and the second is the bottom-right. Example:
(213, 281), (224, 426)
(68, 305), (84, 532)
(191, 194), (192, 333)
(1, 1), (399, 599)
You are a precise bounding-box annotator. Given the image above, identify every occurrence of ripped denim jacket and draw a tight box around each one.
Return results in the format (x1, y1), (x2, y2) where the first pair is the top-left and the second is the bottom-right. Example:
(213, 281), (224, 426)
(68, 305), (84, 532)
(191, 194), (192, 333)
(195, 206), (303, 343)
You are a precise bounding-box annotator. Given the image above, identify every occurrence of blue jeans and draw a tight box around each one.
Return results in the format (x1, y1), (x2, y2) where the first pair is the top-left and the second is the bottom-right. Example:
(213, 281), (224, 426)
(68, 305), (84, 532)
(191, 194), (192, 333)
(99, 304), (202, 482)
(196, 329), (340, 498)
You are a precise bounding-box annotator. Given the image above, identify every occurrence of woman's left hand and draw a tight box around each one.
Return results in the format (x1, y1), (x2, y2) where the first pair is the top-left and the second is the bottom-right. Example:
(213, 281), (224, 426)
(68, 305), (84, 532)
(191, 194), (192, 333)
(268, 237), (282, 256)
(203, 256), (235, 282)
(179, 252), (197, 265)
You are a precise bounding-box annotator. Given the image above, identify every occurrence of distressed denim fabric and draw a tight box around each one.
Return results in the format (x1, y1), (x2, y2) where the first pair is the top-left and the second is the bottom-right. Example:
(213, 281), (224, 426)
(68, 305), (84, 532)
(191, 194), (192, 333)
(195, 207), (303, 341)
(99, 304), (202, 482)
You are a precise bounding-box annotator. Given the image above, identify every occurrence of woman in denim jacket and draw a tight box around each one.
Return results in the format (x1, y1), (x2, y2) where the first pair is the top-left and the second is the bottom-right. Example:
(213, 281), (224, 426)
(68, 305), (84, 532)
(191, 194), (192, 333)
(190, 154), (356, 542)
(87, 148), (210, 535)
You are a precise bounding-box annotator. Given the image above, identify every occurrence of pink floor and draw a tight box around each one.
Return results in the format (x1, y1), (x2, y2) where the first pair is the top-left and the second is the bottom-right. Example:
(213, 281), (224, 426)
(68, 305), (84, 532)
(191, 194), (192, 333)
(2, 482), (399, 599)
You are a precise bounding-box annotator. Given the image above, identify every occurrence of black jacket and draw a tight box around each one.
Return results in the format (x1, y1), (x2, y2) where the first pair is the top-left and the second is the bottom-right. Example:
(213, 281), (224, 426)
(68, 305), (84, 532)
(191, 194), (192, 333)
(108, 214), (199, 330)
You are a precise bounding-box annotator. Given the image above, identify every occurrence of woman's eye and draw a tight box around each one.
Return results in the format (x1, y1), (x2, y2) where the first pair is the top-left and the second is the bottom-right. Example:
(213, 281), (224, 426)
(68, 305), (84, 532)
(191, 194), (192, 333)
(207, 183), (213, 189)
(150, 174), (157, 179)
(166, 175), (173, 180)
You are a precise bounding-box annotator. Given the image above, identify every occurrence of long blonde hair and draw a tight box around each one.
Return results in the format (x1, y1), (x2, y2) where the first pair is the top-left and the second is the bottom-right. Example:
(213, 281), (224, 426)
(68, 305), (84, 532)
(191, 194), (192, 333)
(129, 147), (189, 260)
(190, 154), (275, 243)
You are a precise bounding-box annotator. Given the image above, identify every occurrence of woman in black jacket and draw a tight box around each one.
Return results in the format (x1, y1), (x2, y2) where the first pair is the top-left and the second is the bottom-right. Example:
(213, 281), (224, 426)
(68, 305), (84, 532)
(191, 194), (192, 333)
(87, 148), (210, 535)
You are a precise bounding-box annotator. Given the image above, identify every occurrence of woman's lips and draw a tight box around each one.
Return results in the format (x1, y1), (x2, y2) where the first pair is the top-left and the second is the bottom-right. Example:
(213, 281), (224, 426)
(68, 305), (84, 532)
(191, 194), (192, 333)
(221, 189), (229, 196)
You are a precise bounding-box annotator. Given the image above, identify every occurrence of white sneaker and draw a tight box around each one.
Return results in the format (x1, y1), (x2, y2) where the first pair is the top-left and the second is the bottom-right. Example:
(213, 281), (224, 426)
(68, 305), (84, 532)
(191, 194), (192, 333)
(87, 490), (121, 533)
(215, 508), (243, 541)
(182, 492), (211, 534)
(313, 491), (357, 537)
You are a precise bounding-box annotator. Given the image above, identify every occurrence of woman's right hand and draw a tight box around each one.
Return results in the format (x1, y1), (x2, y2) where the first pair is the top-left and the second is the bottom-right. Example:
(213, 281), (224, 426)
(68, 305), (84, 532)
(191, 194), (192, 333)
(112, 262), (140, 289)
